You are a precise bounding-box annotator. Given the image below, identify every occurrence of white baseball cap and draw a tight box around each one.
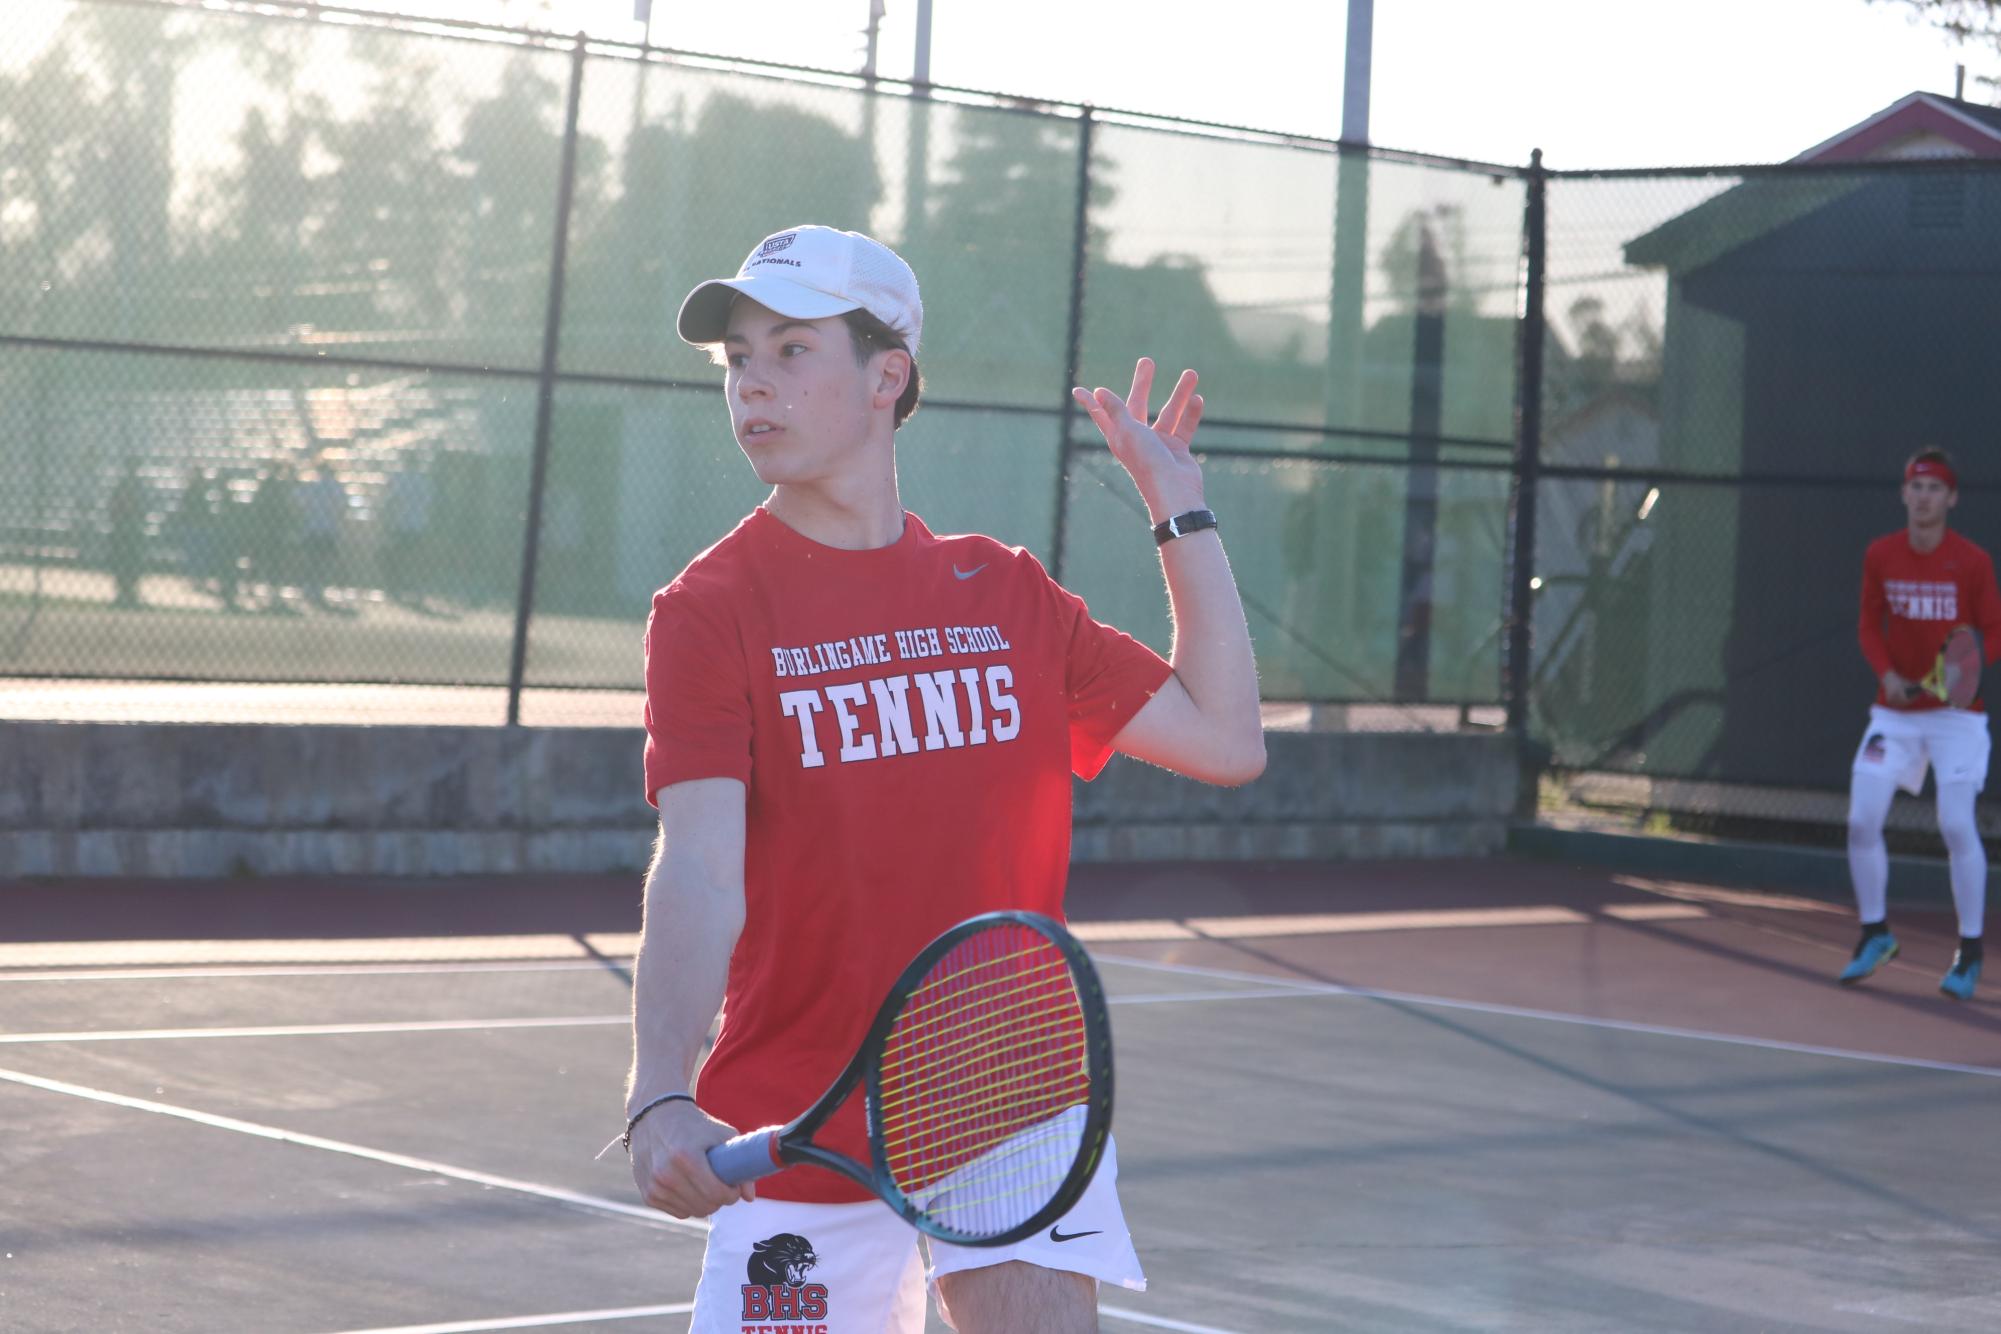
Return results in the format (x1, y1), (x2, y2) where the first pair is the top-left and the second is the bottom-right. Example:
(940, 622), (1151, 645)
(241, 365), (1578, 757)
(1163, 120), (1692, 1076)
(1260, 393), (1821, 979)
(676, 225), (923, 357)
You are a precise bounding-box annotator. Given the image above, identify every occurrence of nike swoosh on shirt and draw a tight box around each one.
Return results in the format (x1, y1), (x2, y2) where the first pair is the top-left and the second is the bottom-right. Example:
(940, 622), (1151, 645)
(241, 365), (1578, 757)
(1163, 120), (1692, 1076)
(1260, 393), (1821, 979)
(952, 564), (987, 581)
(1049, 1227), (1102, 1243)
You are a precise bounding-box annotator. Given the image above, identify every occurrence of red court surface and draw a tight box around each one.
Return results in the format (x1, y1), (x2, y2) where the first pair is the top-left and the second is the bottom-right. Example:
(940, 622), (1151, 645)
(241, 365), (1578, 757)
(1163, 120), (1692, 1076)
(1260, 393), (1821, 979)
(3, 855), (1998, 1332)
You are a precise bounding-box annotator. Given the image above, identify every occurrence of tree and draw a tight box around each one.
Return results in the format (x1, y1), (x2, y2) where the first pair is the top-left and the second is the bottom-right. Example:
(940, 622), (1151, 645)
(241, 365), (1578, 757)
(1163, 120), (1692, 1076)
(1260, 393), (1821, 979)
(1876, 1), (2001, 95)
(454, 50), (607, 354)
(1880, 0), (2001, 44)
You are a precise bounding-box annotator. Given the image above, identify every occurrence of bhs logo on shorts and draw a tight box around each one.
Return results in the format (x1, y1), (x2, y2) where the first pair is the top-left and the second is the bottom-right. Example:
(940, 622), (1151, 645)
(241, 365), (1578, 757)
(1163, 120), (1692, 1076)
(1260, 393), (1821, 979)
(741, 1232), (829, 1328)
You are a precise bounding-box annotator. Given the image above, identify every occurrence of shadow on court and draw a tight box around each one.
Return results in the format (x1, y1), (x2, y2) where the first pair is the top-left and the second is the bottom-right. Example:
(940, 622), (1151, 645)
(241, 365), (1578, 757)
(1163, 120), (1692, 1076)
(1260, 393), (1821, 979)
(3, 855), (1998, 1332)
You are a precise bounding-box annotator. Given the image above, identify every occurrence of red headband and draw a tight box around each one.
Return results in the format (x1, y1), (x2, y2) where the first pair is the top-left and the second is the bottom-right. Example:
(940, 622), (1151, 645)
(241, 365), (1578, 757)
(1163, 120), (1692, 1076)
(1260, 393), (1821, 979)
(1907, 458), (1958, 490)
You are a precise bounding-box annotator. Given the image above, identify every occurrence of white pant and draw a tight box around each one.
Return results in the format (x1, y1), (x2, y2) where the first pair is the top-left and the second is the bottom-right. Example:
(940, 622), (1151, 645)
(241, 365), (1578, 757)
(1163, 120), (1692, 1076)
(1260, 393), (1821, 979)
(688, 1135), (1144, 1334)
(1848, 705), (1991, 936)
(1851, 705), (1991, 796)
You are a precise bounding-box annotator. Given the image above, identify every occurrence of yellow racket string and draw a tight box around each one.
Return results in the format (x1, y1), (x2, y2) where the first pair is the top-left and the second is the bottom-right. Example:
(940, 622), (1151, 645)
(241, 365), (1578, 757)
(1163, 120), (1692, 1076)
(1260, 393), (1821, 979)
(883, 1097), (1086, 1184)
(911, 1147), (1078, 1218)
(889, 950), (1070, 1031)
(876, 1036), (1088, 1143)
(893, 940), (1051, 1015)
(915, 1128), (1082, 1213)
(870, 928), (1098, 1210)
(877, 1028), (1085, 1127)
(879, 996), (1084, 1089)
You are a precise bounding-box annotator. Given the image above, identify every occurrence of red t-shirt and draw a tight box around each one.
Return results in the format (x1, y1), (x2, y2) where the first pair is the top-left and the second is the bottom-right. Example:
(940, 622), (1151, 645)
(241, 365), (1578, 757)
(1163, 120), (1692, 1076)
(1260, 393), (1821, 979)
(642, 508), (1172, 1202)
(1858, 527), (2001, 711)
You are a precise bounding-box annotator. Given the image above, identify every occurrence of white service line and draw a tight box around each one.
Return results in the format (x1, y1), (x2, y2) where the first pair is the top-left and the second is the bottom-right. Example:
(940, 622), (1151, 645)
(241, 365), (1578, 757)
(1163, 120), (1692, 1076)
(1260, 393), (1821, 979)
(0, 936), (639, 969)
(1101, 1305), (1245, 1333)
(0, 899), (1715, 974)
(320, 1299), (1236, 1334)
(0, 988), (1316, 1045)
(0, 1064), (710, 1237)
(0, 1015), (628, 1045)
(1107, 988), (1331, 1007)
(0, 1068), (1249, 1333)
(321, 1302), (696, 1334)
(0, 960), (624, 984)
(1070, 904), (1603, 942)
(1093, 953), (2001, 1080)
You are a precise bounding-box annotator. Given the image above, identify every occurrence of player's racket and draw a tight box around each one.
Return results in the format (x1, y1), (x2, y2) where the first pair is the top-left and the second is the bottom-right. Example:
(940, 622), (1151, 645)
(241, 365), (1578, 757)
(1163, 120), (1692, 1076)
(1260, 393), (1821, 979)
(706, 910), (1113, 1247)
(1912, 625), (1983, 708)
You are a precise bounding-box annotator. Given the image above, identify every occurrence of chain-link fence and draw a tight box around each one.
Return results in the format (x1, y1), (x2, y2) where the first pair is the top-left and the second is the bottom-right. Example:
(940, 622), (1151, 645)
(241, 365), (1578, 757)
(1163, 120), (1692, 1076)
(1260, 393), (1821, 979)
(0, 0), (1520, 726)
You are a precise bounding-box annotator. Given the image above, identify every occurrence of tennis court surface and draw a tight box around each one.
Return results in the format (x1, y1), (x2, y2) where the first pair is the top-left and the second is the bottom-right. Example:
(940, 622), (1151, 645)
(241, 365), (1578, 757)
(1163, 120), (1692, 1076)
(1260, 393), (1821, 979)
(4, 856), (1998, 1333)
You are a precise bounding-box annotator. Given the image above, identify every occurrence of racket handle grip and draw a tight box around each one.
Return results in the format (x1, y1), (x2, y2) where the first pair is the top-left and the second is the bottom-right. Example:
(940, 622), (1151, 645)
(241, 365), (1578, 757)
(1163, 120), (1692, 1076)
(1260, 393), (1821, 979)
(707, 1128), (783, 1186)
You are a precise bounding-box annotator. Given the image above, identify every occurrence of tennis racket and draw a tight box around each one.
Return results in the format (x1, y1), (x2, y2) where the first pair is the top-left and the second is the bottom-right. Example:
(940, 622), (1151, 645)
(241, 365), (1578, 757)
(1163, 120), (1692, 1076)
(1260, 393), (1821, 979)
(706, 910), (1113, 1247)
(1911, 625), (1983, 708)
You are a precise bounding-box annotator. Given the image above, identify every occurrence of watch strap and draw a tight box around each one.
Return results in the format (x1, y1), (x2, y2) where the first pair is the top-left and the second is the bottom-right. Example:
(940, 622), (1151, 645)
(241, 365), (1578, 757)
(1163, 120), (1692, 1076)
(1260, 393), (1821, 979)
(1153, 508), (1218, 545)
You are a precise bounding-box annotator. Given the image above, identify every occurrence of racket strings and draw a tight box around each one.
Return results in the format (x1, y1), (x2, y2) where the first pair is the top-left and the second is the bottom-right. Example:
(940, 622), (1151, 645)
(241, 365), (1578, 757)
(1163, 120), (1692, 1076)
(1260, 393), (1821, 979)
(880, 1016), (1088, 1112)
(878, 972), (1081, 1080)
(872, 927), (1096, 1222)
(890, 950), (1071, 1027)
(877, 1045), (1088, 1156)
(901, 1115), (1089, 1221)
(881, 1093), (1089, 1180)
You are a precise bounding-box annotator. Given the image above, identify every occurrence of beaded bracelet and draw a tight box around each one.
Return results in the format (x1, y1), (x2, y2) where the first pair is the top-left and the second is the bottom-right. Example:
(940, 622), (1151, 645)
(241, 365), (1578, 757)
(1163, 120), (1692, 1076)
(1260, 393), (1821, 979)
(622, 1091), (695, 1152)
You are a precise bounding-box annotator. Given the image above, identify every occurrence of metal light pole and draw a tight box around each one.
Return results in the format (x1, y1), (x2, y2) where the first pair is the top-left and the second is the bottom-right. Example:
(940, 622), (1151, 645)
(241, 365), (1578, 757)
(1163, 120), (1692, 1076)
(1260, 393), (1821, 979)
(631, 0), (657, 130)
(1319, 0), (1373, 708)
(904, 0), (934, 249)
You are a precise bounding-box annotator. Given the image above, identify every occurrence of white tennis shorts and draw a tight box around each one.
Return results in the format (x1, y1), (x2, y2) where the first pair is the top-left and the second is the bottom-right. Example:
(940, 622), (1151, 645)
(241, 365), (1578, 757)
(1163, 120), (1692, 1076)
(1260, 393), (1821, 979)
(1852, 704), (1992, 796)
(686, 1135), (1143, 1334)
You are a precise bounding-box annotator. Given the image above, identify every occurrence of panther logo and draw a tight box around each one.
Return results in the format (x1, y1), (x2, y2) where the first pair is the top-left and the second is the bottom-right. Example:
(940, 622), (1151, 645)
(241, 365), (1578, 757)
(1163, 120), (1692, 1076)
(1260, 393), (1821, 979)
(747, 1232), (818, 1287)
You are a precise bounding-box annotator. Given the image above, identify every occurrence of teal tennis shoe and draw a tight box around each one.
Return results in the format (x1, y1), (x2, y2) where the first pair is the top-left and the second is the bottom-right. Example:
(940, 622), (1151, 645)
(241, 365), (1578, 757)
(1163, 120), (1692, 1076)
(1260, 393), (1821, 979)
(1838, 932), (1899, 985)
(1939, 954), (1981, 1001)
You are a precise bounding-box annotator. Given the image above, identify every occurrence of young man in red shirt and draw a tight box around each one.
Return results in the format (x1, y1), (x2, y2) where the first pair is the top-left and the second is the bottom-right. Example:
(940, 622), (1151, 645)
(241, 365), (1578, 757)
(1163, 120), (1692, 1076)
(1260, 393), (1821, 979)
(1844, 448), (1999, 1001)
(622, 226), (1265, 1333)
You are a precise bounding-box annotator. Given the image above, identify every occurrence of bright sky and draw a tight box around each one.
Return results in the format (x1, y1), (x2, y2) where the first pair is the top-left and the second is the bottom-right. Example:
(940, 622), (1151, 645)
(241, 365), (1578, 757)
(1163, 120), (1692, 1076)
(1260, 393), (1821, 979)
(361, 0), (1993, 168)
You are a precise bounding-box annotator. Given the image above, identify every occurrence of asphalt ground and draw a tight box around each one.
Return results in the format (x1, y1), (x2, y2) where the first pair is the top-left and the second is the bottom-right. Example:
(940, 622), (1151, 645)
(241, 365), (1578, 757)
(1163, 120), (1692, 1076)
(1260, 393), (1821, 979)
(3, 857), (1998, 1333)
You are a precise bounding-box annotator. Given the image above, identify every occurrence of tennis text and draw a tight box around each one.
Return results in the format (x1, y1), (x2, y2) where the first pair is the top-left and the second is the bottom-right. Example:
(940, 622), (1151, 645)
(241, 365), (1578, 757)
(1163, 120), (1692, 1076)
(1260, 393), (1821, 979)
(1886, 580), (1959, 621)
(779, 666), (1021, 769)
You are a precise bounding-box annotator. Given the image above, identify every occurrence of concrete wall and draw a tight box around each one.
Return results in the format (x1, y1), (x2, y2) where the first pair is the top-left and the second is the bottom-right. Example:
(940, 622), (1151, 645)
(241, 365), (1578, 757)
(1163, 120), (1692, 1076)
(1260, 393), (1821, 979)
(0, 722), (1518, 878)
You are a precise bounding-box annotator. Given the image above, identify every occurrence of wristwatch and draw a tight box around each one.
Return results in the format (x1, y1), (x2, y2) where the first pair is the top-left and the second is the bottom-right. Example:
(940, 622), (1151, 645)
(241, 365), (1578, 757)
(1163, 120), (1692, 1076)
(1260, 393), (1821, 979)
(1153, 509), (1218, 545)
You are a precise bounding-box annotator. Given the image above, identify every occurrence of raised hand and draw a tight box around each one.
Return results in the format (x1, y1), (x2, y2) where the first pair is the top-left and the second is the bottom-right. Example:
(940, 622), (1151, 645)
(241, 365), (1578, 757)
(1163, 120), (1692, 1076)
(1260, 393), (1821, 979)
(1072, 358), (1207, 523)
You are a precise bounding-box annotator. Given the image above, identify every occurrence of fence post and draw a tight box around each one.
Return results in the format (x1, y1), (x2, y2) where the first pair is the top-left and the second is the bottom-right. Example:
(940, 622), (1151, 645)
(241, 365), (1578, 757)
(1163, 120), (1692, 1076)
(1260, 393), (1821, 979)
(1504, 150), (1548, 760)
(506, 33), (589, 727)
(1049, 107), (1095, 583)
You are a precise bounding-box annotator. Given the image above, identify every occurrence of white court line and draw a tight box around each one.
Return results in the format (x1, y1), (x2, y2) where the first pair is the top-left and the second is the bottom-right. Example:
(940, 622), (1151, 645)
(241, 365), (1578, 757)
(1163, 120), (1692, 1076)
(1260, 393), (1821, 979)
(1102, 1308), (1244, 1334)
(0, 1015), (629, 1045)
(322, 1301), (1237, 1334)
(0, 1070), (1247, 1333)
(0, 899), (1712, 973)
(0, 936), (641, 969)
(1106, 988), (1331, 1007)
(15, 945), (1991, 1081)
(1599, 902), (1710, 922)
(1094, 953), (2001, 1080)
(0, 1064), (710, 1237)
(0, 960), (621, 984)
(1069, 905), (1602, 942)
(0, 988), (1310, 1045)
(323, 1303), (695, 1334)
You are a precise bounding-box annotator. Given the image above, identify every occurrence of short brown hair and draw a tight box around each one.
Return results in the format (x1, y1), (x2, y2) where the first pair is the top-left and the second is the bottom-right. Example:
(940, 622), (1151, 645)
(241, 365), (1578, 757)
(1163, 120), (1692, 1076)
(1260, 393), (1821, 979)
(841, 308), (923, 429)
